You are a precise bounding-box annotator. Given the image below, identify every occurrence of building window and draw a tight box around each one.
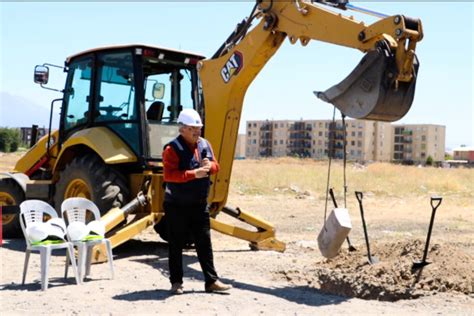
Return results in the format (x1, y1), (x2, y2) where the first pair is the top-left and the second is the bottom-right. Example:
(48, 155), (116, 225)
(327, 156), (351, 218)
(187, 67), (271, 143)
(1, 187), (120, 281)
(351, 140), (355, 146)
(319, 131), (323, 136)
(358, 131), (362, 137)
(351, 131), (355, 137)
(357, 141), (362, 147)
(280, 140), (283, 145)
(252, 139), (256, 144)
(421, 135), (426, 141)
(253, 123), (257, 127)
(248, 131), (251, 136)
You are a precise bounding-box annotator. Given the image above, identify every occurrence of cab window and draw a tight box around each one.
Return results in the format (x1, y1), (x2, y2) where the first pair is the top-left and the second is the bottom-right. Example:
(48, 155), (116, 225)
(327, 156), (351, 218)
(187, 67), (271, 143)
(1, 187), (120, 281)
(63, 57), (93, 131)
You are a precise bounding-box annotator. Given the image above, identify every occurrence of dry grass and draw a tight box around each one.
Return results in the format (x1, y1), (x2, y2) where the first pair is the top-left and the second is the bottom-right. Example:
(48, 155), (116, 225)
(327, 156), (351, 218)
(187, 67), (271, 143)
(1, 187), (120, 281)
(2, 153), (472, 201)
(229, 158), (474, 199)
(0, 152), (24, 172)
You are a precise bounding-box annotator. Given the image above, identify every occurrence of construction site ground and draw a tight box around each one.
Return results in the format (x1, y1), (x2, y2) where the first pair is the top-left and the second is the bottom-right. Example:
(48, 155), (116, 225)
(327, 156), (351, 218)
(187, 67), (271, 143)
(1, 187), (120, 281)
(1, 153), (473, 315)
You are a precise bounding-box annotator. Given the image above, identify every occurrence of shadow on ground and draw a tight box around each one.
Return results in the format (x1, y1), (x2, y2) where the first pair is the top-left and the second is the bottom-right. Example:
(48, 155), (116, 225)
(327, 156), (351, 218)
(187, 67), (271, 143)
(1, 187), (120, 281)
(112, 277), (349, 307)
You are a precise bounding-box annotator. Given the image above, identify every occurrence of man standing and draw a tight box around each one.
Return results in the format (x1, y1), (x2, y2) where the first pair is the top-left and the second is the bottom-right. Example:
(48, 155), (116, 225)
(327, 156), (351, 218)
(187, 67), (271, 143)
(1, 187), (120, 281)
(162, 108), (231, 295)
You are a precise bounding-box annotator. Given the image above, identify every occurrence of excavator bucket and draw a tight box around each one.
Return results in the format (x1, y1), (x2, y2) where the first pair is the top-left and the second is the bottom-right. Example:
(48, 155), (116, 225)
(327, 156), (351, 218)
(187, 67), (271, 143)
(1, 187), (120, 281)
(315, 43), (419, 122)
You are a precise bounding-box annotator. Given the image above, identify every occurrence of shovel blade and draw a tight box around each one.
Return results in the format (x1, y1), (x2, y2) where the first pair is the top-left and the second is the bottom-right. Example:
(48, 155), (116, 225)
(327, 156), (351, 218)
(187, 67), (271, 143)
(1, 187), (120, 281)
(412, 260), (430, 271)
(368, 256), (379, 265)
(315, 43), (419, 122)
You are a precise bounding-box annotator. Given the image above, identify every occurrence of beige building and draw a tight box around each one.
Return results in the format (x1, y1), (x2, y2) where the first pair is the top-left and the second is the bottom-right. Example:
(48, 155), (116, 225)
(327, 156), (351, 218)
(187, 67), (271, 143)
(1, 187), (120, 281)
(392, 124), (446, 163)
(234, 134), (246, 158)
(245, 119), (445, 164)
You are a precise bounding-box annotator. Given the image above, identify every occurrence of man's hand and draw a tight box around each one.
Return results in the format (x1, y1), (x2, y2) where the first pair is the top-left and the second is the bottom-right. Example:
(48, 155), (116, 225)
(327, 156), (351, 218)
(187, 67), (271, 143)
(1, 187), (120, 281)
(195, 166), (210, 179)
(201, 158), (211, 169)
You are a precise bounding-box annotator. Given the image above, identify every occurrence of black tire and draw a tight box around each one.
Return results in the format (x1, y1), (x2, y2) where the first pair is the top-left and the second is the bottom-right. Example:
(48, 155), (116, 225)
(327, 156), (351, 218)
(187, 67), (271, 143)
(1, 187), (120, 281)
(0, 178), (25, 238)
(53, 154), (130, 215)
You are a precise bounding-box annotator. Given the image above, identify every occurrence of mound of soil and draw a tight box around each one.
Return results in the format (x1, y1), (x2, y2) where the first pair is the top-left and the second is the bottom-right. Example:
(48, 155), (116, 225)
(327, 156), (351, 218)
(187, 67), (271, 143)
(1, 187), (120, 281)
(279, 240), (473, 301)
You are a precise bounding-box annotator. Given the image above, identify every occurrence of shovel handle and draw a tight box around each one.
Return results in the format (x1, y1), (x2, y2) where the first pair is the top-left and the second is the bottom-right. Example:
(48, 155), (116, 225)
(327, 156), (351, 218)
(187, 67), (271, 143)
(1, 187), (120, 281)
(329, 188), (338, 208)
(355, 191), (363, 203)
(430, 196), (442, 210)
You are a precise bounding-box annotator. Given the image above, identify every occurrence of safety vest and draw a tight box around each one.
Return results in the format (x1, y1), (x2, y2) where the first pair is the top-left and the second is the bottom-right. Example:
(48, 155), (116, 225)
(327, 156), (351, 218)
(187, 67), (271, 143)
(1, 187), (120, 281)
(164, 135), (213, 205)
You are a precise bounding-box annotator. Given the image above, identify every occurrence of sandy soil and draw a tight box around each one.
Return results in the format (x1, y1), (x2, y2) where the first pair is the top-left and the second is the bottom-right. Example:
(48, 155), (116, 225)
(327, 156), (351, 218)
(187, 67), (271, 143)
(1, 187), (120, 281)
(1, 155), (473, 315)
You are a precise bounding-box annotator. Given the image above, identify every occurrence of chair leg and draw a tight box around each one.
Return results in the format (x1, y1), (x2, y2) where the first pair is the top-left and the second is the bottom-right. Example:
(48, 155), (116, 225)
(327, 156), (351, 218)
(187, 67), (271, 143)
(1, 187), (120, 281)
(22, 249), (31, 285)
(67, 244), (81, 285)
(85, 245), (93, 278)
(105, 239), (114, 279)
(64, 249), (69, 279)
(40, 247), (52, 291)
(77, 243), (87, 282)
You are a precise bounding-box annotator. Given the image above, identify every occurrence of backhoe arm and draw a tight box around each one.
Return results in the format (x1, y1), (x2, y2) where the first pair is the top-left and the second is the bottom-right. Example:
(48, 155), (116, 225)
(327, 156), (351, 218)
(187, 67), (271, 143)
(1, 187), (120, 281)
(200, 0), (423, 208)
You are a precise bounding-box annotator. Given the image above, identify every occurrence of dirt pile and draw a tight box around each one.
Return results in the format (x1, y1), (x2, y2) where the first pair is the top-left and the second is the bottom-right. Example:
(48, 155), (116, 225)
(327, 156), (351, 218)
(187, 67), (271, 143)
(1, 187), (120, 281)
(278, 240), (473, 301)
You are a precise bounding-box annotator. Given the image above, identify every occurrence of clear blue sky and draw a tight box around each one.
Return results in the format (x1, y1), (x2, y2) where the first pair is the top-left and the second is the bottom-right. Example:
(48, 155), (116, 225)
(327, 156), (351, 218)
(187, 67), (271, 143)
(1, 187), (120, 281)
(1, 2), (472, 149)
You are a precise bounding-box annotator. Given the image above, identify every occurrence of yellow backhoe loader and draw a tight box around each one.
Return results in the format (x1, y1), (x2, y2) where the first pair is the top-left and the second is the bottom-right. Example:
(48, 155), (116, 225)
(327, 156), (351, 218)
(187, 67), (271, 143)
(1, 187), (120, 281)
(1, 0), (422, 261)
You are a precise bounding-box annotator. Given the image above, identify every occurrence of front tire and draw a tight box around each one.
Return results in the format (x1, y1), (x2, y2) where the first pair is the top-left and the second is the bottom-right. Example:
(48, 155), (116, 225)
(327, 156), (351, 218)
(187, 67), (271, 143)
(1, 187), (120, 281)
(0, 178), (25, 238)
(53, 154), (129, 215)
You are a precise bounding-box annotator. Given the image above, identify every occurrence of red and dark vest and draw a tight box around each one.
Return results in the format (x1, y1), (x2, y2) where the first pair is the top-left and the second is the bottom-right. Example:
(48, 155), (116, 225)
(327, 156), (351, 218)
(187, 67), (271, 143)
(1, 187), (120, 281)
(164, 135), (213, 205)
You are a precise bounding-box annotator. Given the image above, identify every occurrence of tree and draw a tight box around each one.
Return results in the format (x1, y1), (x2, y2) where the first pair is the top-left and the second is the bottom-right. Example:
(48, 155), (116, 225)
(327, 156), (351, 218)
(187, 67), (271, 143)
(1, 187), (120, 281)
(0, 128), (22, 152)
(426, 155), (434, 166)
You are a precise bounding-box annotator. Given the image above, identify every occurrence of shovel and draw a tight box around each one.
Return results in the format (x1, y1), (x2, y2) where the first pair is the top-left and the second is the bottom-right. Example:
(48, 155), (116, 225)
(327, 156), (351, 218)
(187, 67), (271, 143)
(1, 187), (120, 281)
(329, 188), (357, 252)
(355, 191), (379, 264)
(412, 196), (443, 270)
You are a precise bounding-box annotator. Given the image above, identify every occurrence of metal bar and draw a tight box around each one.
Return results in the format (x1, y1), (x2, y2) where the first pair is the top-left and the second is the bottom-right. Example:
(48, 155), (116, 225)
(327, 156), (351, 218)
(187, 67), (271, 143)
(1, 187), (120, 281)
(345, 3), (388, 19)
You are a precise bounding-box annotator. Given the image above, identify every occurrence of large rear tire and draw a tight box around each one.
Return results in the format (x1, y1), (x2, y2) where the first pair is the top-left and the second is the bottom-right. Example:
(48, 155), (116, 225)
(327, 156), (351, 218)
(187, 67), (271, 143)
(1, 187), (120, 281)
(0, 178), (25, 238)
(53, 154), (129, 215)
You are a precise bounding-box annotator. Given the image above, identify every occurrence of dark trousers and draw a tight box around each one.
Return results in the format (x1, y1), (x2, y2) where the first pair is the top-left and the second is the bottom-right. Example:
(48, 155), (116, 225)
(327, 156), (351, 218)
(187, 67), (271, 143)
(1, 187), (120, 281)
(164, 201), (218, 286)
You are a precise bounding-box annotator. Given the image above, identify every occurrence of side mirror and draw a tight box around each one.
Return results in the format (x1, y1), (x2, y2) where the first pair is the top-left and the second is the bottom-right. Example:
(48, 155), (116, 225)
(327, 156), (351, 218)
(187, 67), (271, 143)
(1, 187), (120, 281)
(152, 82), (165, 99)
(34, 65), (49, 84)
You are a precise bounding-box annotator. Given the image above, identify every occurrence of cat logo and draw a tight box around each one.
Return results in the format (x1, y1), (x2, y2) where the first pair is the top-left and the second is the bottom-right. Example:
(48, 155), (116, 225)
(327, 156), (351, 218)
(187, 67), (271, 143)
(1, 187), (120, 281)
(221, 51), (243, 83)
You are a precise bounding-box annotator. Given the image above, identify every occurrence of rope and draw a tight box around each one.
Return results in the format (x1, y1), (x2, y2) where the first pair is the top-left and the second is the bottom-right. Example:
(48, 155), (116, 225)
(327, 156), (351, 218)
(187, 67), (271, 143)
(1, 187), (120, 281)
(323, 106), (337, 226)
(342, 113), (347, 208)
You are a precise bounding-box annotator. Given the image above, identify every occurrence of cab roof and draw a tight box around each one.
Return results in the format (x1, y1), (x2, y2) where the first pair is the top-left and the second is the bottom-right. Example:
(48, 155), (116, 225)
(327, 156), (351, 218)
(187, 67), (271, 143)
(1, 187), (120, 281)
(66, 44), (206, 63)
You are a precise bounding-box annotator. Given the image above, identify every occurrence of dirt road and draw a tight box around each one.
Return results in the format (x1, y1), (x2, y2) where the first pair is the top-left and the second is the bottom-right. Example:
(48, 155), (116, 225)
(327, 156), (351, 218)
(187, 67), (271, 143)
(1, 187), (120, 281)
(1, 155), (473, 314)
(1, 193), (473, 315)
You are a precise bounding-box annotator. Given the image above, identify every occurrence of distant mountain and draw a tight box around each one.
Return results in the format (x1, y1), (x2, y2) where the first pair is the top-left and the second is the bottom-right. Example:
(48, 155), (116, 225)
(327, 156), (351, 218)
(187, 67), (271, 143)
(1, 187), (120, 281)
(0, 92), (58, 129)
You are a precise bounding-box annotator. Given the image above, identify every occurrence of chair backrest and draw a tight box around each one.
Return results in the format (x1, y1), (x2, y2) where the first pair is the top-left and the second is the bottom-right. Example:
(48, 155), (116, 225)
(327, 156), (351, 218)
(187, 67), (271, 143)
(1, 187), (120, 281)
(61, 197), (101, 224)
(19, 200), (59, 247)
(147, 101), (165, 121)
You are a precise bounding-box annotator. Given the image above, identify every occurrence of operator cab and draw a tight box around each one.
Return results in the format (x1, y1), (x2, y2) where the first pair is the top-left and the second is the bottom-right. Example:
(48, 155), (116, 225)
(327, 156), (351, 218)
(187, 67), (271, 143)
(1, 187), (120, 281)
(36, 44), (205, 167)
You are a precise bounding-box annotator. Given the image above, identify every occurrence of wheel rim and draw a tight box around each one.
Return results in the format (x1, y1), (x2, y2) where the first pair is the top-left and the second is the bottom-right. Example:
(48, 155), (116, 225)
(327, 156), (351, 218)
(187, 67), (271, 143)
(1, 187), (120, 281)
(64, 179), (92, 199)
(0, 192), (16, 225)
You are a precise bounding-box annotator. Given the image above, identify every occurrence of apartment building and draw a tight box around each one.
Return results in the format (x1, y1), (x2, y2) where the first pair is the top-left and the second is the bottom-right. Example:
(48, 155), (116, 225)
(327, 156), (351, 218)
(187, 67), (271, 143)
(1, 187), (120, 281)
(235, 134), (246, 158)
(245, 119), (445, 164)
(392, 124), (445, 163)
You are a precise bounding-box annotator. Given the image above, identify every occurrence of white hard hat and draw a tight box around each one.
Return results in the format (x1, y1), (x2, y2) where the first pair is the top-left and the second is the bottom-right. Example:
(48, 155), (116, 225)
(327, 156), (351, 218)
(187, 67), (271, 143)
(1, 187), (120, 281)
(177, 109), (203, 127)
(67, 221), (89, 241)
(86, 220), (105, 237)
(47, 218), (67, 240)
(26, 222), (49, 243)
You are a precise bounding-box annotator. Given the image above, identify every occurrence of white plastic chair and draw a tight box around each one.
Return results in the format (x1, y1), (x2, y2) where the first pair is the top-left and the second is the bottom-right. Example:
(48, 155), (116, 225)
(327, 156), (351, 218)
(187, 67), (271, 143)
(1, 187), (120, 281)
(19, 200), (80, 291)
(61, 197), (114, 282)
